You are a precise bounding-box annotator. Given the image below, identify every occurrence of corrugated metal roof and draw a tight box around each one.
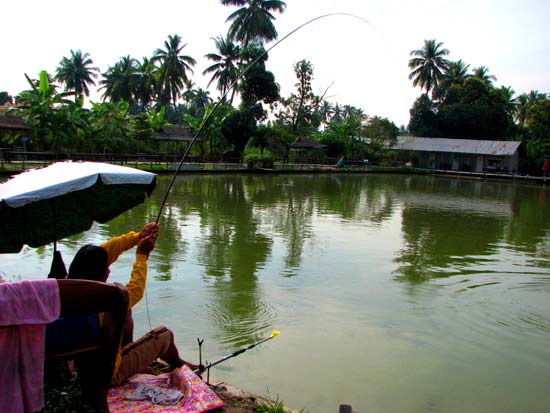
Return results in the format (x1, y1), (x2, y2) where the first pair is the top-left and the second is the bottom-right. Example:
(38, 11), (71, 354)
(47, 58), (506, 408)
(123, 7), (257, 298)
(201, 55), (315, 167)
(393, 136), (521, 156)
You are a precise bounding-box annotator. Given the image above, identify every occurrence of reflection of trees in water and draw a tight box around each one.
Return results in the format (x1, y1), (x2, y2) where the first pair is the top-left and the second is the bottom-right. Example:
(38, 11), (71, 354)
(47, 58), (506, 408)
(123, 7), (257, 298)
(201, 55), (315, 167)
(259, 175), (316, 272)
(147, 174), (401, 344)
(177, 175), (273, 346)
(396, 208), (505, 283)
(394, 177), (550, 283)
(505, 185), (550, 262)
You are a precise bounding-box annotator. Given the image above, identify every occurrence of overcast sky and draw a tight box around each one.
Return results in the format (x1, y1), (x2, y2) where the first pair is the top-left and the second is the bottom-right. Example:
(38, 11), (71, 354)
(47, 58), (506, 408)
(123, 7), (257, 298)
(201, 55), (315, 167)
(2, 0), (549, 126)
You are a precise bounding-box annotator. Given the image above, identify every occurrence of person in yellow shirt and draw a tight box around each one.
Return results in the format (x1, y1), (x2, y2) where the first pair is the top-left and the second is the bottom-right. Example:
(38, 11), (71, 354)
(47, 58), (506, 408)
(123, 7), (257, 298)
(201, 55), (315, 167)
(67, 222), (198, 386)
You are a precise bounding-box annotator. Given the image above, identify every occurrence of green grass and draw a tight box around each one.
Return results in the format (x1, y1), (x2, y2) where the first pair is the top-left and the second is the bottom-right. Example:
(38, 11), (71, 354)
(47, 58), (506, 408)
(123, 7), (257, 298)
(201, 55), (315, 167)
(257, 398), (288, 413)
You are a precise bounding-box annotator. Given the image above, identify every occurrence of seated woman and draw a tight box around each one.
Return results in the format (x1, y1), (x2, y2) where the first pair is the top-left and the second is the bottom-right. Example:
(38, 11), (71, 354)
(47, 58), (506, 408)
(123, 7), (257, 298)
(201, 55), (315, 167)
(67, 223), (198, 386)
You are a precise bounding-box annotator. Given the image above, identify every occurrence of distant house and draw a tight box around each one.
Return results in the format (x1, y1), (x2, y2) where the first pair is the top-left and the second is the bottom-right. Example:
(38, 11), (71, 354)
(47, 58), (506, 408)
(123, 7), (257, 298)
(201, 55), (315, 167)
(289, 137), (327, 163)
(151, 125), (195, 143)
(392, 136), (521, 173)
(0, 114), (31, 138)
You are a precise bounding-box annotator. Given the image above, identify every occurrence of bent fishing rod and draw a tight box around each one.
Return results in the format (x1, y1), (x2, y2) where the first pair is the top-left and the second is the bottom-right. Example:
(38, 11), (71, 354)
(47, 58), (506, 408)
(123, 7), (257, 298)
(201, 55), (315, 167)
(154, 12), (383, 224)
(193, 330), (281, 378)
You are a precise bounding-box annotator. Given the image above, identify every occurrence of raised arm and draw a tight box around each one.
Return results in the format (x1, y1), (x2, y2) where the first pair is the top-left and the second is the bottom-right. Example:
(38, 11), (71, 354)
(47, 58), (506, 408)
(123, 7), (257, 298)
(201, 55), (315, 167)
(100, 223), (159, 267)
(126, 233), (158, 308)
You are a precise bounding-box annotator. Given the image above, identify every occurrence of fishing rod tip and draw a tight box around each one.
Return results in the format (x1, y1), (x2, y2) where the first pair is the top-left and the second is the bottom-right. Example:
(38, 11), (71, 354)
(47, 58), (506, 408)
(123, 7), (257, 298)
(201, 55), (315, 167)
(271, 330), (281, 337)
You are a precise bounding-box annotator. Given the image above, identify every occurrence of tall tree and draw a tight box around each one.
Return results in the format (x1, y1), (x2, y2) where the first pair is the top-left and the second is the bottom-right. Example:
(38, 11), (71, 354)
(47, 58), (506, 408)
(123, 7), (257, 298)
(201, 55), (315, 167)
(498, 86), (517, 118)
(527, 90), (547, 105)
(472, 66), (497, 86)
(525, 97), (550, 171)
(153, 34), (196, 109)
(408, 39), (450, 94)
(134, 57), (158, 110)
(319, 100), (334, 124)
(514, 93), (529, 127)
(55, 50), (99, 103)
(433, 60), (470, 101)
(276, 60), (320, 134)
(99, 56), (140, 105)
(203, 35), (241, 104)
(444, 60), (470, 84)
(238, 42), (279, 120)
(221, 0), (287, 45)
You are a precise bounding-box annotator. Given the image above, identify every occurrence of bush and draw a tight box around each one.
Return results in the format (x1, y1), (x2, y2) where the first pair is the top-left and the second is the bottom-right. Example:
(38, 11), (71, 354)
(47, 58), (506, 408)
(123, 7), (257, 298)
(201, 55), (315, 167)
(243, 146), (274, 169)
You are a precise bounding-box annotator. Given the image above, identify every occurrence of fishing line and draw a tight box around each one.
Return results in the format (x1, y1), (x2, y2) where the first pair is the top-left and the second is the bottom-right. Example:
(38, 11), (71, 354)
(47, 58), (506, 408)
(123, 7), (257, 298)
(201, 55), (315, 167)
(147, 12), (383, 330)
(154, 12), (384, 224)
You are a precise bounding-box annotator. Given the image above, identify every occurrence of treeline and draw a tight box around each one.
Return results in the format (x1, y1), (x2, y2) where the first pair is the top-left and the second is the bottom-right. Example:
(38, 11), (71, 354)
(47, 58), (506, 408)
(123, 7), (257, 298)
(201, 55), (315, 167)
(0, 2), (548, 173)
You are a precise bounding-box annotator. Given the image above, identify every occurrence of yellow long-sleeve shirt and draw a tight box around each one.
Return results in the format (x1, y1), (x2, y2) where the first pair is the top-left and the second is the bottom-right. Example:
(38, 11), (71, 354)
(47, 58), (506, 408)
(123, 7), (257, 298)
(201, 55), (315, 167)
(100, 231), (148, 308)
(100, 231), (149, 377)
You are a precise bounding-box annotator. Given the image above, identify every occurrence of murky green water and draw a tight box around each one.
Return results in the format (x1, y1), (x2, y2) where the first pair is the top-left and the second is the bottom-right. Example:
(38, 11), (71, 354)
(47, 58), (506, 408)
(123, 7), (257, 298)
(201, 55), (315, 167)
(3, 174), (550, 412)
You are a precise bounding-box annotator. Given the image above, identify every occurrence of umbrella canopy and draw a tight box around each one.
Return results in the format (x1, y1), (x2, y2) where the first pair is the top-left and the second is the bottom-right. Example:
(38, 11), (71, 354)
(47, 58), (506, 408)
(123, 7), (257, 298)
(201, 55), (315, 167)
(0, 161), (156, 254)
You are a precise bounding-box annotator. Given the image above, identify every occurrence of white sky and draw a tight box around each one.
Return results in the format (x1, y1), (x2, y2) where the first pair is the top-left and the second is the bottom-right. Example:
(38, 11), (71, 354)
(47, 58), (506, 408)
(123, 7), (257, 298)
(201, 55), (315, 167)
(2, 0), (549, 127)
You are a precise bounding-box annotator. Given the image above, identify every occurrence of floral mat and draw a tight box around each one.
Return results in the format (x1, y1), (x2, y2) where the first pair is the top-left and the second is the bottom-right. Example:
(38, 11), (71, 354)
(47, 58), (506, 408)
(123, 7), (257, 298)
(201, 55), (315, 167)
(108, 365), (225, 413)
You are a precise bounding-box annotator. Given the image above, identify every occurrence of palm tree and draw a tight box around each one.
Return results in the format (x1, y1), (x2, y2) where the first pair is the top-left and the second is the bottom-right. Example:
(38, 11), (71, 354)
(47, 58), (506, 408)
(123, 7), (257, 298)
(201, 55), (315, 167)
(55, 50), (99, 103)
(472, 66), (497, 86)
(514, 90), (548, 127)
(203, 35), (241, 104)
(135, 57), (158, 109)
(408, 39), (450, 93)
(514, 93), (529, 127)
(498, 86), (516, 118)
(153, 34), (197, 109)
(220, 0), (287, 45)
(445, 60), (470, 84)
(99, 56), (139, 104)
(433, 59), (470, 101)
(319, 100), (334, 124)
(527, 90), (547, 105)
(332, 103), (343, 122)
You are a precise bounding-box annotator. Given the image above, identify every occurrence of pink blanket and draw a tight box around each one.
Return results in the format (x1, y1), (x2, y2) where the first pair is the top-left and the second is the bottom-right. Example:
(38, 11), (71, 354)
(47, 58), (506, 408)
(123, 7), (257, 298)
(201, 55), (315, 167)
(0, 279), (60, 413)
(108, 365), (225, 413)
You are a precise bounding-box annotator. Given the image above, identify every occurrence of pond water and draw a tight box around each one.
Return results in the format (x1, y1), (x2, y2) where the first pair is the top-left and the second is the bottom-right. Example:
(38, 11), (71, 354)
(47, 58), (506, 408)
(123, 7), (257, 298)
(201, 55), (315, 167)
(2, 174), (550, 412)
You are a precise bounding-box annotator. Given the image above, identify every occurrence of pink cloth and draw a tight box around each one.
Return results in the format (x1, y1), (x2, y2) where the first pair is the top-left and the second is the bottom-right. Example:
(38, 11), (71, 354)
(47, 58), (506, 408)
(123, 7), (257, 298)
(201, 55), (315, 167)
(108, 365), (225, 413)
(0, 279), (60, 413)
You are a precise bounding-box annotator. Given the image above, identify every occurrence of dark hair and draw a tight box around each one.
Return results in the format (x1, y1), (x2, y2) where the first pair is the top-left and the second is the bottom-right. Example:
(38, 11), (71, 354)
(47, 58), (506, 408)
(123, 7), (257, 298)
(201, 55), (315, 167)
(68, 244), (108, 281)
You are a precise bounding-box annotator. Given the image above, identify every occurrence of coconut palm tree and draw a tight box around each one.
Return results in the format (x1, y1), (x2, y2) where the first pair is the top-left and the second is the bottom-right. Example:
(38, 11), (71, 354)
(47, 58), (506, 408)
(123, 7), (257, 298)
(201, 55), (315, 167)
(433, 59), (471, 101)
(445, 60), (470, 84)
(408, 39), (450, 94)
(527, 90), (547, 105)
(99, 56), (139, 104)
(498, 86), (516, 118)
(55, 50), (99, 103)
(220, 0), (287, 46)
(332, 103), (343, 122)
(203, 35), (241, 104)
(472, 66), (497, 86)
(514, 93), (529, 127)
(319, 100), (334, 124)
(134, 57), (158, 109)
(153, 34), (197, 109)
